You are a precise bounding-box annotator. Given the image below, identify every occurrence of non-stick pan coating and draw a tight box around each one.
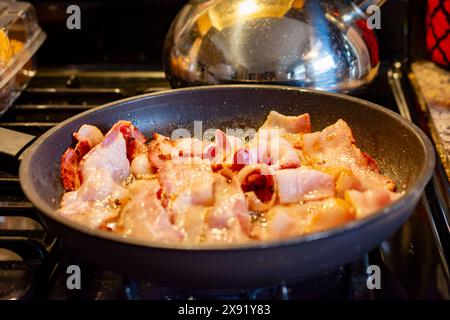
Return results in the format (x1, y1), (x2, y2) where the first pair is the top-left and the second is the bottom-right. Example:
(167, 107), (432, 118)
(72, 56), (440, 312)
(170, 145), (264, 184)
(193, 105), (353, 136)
(19, 85), (434, 288)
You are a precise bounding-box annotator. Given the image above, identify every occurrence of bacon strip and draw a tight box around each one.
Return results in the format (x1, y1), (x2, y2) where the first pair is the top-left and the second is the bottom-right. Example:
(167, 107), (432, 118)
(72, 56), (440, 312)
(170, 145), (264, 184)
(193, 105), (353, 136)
(253, 198), (354, 240)
(60, 148), (80, 191)
(118, 179), (182, 242)
(58, 125), (131, 228)
(275, 167), (335, 204)
(159, 158), (215, 207)
(109, 121), (147, 161)
(80, 128), (130, 183)
(60, 122), (145, 191)
(58, 168), (129, 229)
(345, 189), (402, 218)
(247, 133), (301, 170)
(260, 111), (311, 134)
(300, 119), (396, 191)
(204, 174), (252, 244)
(237, 164), (277, 212)
(148, 133), (175, 170)
(60, 125), (103, 191)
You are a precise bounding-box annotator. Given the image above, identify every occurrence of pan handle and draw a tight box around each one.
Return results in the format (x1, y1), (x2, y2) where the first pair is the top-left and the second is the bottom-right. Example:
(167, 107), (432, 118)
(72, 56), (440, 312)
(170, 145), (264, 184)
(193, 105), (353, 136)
(0, 127), (35, 159)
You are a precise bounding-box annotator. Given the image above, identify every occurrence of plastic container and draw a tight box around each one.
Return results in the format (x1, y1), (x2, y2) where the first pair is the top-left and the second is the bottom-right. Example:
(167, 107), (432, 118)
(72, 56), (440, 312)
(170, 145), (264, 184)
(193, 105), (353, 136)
(0, 0), (46, 115)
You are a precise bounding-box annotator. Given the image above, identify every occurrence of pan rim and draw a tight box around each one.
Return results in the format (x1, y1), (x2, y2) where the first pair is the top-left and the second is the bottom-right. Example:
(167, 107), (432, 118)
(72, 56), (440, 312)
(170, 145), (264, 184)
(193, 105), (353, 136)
(19, 84), (436, 252)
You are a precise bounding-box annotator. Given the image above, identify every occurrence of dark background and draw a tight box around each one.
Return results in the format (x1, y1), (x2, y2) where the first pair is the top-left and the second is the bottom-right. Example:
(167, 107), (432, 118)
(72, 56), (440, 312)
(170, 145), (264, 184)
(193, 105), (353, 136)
(28, 0), (426, 68)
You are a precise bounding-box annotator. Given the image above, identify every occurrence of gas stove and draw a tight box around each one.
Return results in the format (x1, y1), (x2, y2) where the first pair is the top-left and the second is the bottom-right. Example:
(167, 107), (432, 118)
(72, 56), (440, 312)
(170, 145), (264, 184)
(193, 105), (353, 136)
(0, 63), (449, 300)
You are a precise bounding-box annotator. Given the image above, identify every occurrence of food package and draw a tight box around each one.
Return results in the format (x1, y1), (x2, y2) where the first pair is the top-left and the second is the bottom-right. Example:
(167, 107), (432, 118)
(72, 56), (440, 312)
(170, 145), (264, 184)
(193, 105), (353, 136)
(0, 1), (46, 115)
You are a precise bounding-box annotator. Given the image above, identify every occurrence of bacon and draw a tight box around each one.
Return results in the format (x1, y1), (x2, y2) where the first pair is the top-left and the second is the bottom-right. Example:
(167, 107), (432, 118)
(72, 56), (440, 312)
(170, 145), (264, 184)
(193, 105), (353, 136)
(237, 164), (277, 212)
(58, 113), (402, 244)
(304, 198), (355, 234)
(74, 124), (104, 153)
(173, 137), (209, 158)
(58, 124), (132, 228)
(345, 189), (402, 218)
(148, 133), (175, 170)
(252, 204), (308, 241)
(203, 174), (251, 244)
(258, 112), (311, 154)
(172, 200), (209, 243)
(208, 175), (251, 229)
(300, 119), (396, 191)
(247, 132), (301, 170)
(254, 198), (354, 240)
(60, 122), (140, 191)
(130, 153), (152, 177)
(159, 157), (215, 207)
(60, 125), (104, 191)
(118, 179), (182, 242)
(156, 158), (215, 243)
(170, 137), (220, 166)
(322, 167), (363, 197)
(260, 111), (311, 134)
(109, 121), (147, 161)
(60, 148), (80, 191)
(230, 147), (251, 171)
(274, 167), (335, 204)
(58, 168), (129, 229)
(213, 129), (244, 165)
(80, 128), (130, 183)
(167, 130), (245, 172)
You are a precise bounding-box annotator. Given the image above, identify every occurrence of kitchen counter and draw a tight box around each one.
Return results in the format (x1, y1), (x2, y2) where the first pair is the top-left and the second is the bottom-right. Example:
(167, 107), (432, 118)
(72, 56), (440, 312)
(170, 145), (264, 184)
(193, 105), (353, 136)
(411, 60), (450, 180)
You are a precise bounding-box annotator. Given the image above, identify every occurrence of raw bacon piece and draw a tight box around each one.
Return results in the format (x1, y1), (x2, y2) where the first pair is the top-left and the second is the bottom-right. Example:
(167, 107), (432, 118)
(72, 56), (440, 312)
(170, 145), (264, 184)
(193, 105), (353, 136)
(345, 189), (402, 218)
(109, 121), (147, 161)
(213, 129), (244, 165)
(252, 204), (309, 241)
(148, 133), (175, 170)
(171, 200), (208, 243)
(131, 153), (153, 177)
(204, 174), (251, 243)
(119, 179), (182, 242)
(159, 157), (215, 206)
(254, 198), (354, 240)
(74, 124), (104, 153)
(321, 167), (363, 197)
(237, 164), (277, 212)
(60, 124), (104, 191)
(258, 112), (311, 154)
(171, 137), (218, 166)
(174, 137), (211, 158)
(230, 147), (251, 171)
(60, 122), (138, 191)
(58, 124), (132, 228)
(80, 128), (130, 183)
(58, 168), (129, 229)
(158, 158), (215, 243)
(260, 111), (311, 134)
(275, 167), (335, 204)
(60, 148), (80, 191)
(208, 174), (251, 229)
(247, 132), (301, 170)
(301, 119), (395, 191)
(304, 198), (355, 234)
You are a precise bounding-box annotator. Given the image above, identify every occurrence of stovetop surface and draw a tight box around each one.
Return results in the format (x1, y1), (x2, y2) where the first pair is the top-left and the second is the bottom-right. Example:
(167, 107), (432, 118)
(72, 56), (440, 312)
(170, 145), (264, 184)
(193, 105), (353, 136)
(0, 63), (449, 300)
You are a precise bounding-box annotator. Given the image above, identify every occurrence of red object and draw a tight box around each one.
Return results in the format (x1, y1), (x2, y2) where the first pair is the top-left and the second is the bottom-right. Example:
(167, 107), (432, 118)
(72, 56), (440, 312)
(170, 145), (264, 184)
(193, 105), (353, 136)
(426, 0), (450, 68)
(356, 19), (379, 68)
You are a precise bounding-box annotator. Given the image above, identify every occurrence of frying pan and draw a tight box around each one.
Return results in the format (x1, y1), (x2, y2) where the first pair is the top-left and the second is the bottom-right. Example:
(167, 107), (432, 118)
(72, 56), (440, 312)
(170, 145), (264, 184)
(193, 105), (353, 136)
(2, 85), (435, 289)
